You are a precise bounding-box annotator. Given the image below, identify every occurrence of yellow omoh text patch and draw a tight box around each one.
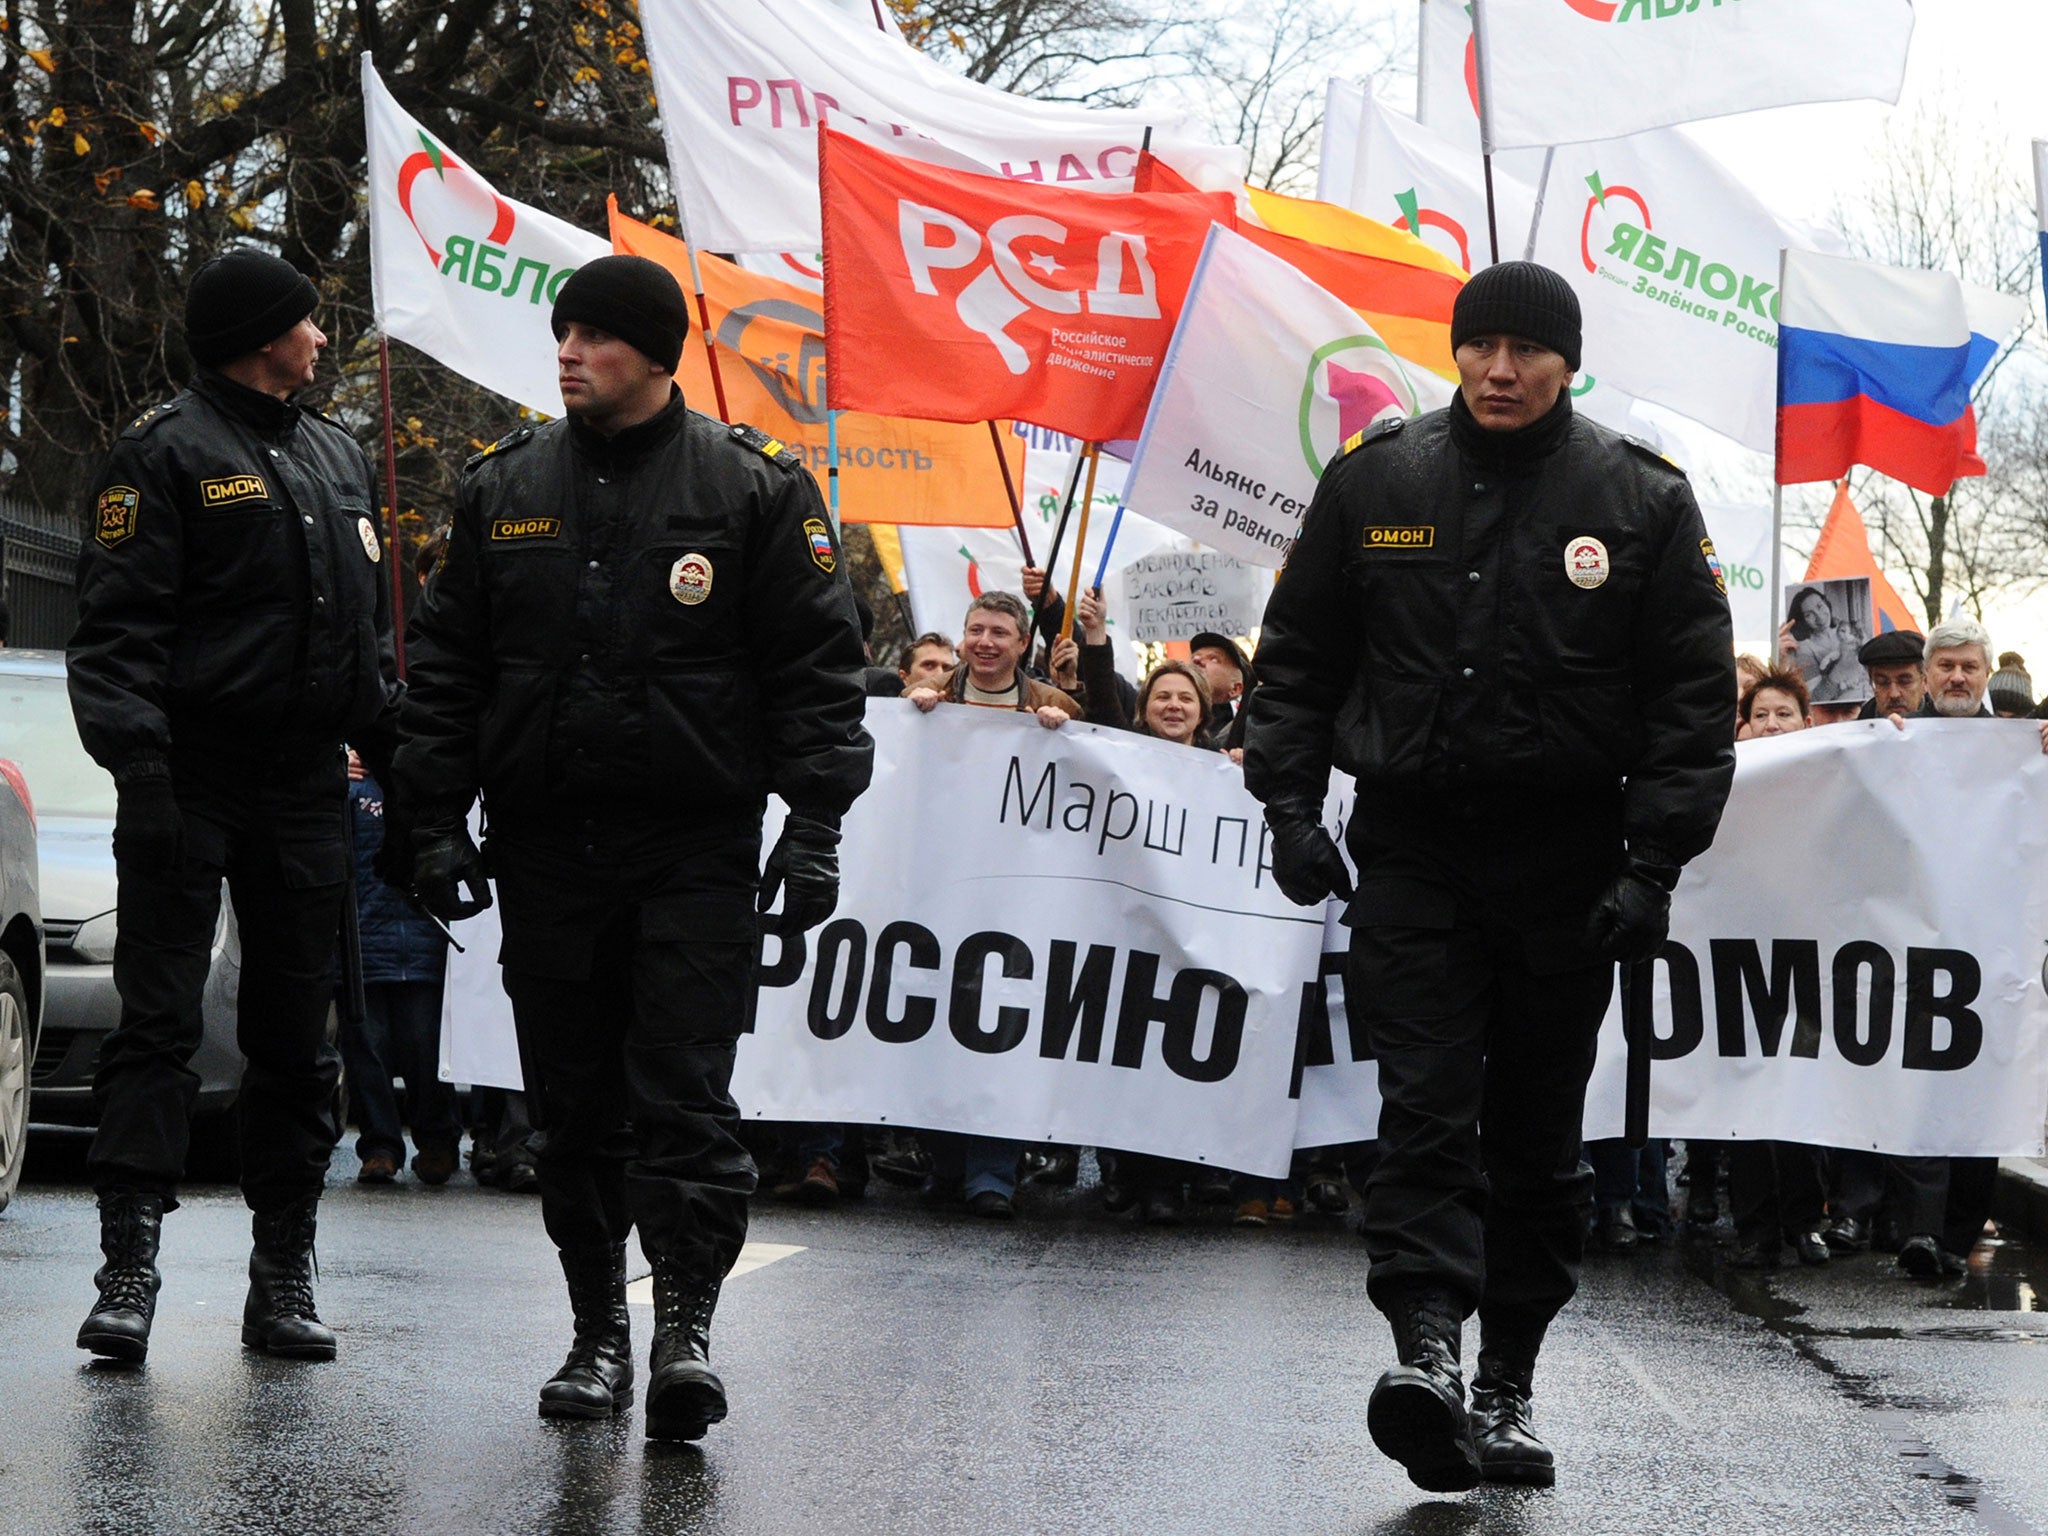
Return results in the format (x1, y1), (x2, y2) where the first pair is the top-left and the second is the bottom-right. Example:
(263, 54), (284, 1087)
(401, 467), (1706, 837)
(199, 474), (268, 507)
(490, 517), (562, 542)
(95, 486), (140, 547)
(1363, 525), (1434, 550)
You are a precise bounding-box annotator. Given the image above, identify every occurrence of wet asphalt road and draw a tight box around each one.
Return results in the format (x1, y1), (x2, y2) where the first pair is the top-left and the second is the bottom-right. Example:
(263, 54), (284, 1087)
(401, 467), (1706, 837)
(4, 1135), (2046, 1536)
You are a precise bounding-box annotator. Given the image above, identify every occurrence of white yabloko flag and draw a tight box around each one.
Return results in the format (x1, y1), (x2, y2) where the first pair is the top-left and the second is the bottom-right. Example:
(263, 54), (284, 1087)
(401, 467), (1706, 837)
(1472, 0), (1914, 153)
(1121, 225), (1451, 570)
(1526, 126), (1847, 455)
(635, 0), (1247, 255)
(362, 56), (609, 418)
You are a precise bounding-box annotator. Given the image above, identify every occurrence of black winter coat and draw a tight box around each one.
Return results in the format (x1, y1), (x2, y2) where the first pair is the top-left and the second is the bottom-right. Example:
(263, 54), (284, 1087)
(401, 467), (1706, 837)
(394, 393), (874, 838)
(1244, 397), (1734, 866)
(69, 370), (401, 776)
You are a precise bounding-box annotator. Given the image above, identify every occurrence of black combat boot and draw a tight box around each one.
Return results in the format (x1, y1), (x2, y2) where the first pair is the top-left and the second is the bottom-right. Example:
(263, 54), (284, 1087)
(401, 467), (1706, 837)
(644, 1261), (726, 1443)
(539, 1244), (635, 1419)
(242, 1198), (337, 1360)
(77, 1192), (166, 1362)
(1471, 1331), (1554, 1486)
(1366, 1287), (1480, 1493)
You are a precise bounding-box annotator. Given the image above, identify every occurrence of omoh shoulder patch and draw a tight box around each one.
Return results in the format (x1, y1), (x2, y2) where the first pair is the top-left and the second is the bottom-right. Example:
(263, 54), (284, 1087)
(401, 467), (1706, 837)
(95, 485), (140, 547)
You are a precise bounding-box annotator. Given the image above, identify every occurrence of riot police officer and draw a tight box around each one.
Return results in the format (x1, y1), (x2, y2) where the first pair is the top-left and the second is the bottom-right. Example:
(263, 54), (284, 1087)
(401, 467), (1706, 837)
(70, 248), (401, 1363)
(392, 255), (872, 1440)
(1244, 262), (1733, 1492)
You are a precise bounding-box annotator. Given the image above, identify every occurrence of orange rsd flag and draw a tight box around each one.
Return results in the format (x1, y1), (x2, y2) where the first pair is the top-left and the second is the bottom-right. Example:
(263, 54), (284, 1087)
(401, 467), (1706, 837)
(1134, 152), (1464, 381)
(820, 125), (1234, 443)
(607, 199), (1020, 529)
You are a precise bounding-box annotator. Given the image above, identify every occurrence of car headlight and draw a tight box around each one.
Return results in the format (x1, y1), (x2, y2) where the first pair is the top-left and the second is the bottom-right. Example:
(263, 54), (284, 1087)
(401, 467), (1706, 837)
(71, 909), (118, 964)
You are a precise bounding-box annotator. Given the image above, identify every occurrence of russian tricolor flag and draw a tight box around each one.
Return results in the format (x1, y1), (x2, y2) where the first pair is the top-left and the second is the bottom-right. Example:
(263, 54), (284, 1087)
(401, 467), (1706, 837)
(1776, 249), (2025, 498)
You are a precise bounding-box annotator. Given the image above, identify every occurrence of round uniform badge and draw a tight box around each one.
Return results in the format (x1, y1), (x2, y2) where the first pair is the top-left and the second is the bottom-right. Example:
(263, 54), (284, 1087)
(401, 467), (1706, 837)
(358, 516), (382, 563)
(669, 553), (714, 606)
(1565, 536), (1609, 590)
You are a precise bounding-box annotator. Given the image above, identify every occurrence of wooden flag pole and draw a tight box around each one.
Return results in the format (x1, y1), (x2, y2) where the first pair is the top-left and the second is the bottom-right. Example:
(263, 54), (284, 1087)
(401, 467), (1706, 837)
(986, 421), (1034, 566)
(1060, 443), (1102, 642)
(673, 211), (731, 423)
(377, 335), (408, 678)
(1032, 444), (1089, 633)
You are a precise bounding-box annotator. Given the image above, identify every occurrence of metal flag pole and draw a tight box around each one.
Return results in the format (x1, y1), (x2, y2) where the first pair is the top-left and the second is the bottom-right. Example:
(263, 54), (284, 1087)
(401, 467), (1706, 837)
(1090, 496), (1126, 594)
(1059, 444), (1103, 642)
(824, 381), (842, 536)
(376, 335), (408, 678)
(1470, 0), (1502, 266)
(1523, 147), (1556, 261)
(986, 421), (1034, 566)
(1770, 246), (1789, 641)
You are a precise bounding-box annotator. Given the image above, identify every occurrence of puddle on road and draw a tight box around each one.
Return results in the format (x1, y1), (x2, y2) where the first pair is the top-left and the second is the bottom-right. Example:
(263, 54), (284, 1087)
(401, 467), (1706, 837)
(1685, 1234), (2046, 1533)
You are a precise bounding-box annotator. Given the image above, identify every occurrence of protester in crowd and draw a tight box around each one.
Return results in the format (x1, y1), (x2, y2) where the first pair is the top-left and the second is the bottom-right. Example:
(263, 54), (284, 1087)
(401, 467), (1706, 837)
(905, 591), (1080, 728)
(1988, 652), (2033, 718)
(1723, 670), (1832, 1268)
(1020, 564), (1137, 720)
(897, 631), (957, 691)
(903, 590), (1074, 1218)
(341, 748), (459, 1186)
(1190, 631), (1256, 746)
(1855, 631), (1926, 723)
(69, 249), (402, 1365)
(1919, 622), (1994, 720)
(393, 255), (874, 1438)
(1245, 262), (1734, 1491)
(1732, 652), (1768, 740)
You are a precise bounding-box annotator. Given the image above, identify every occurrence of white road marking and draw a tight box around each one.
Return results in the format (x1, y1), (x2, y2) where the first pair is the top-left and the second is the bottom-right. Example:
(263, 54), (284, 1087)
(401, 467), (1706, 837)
(625, 1242), (805, 1305)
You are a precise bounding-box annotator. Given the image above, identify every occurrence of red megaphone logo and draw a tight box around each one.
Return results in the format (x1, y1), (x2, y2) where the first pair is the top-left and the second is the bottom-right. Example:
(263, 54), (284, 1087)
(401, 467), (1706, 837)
(1580, 177), (1651, 273)
(396, 133), (516, 267)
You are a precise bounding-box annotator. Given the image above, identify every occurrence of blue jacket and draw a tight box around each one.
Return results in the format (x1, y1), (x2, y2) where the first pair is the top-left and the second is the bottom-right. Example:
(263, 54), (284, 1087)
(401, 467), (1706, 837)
(350, 770), (448, 985)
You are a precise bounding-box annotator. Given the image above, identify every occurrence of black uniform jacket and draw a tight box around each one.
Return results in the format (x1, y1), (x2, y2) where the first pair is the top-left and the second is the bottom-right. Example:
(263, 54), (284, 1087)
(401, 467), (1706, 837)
(1244, 398), (1734, 867)
(69, 370), (401, 777)
(394, 393), (874, 839)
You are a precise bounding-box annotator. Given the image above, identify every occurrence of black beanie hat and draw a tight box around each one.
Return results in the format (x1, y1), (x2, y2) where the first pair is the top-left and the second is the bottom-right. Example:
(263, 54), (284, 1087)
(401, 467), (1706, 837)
(550, 255), (690, 373)
(1451, 260), (1582, 371)
(184, 249), (319, 367)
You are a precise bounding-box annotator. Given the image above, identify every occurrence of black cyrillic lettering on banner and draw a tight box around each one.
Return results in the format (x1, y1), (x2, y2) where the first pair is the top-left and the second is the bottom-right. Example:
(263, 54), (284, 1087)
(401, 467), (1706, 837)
(1113, 953), (1246, 1083)
(806, 918), (867, 1040)
(1650, 941), (1704, 1059)
(1902, 948), (1983, 1072)
(867, 920), (940, 1044)
(1113, 951), (1168, 1070)
(950, 931), (1033, 1054)
(757, 921), (807, 989)
(1002, 756), (1057, 828)
(1831, 941), (1895, 1067)
(1710, 938), (1821, 1058)
(1041, 940), (1115, 1062)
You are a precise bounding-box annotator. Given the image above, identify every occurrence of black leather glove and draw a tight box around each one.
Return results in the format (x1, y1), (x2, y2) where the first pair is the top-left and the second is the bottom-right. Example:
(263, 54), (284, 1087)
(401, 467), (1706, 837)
(1262, 803), (1354, 908)
(412, 824), (492, 921)
(1587, 853), (1681, 963)
(113, 767), (185, 874)
(758, 811), (842, 935)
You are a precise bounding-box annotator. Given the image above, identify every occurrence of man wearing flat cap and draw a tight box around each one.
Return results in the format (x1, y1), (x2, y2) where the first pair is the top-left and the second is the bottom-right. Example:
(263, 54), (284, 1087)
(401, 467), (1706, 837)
(392, 254), (873, 1440)
(69, 248), (402, 1364)
(1245, 261), (1735, 1492)
(1854, 629), (1926, 723)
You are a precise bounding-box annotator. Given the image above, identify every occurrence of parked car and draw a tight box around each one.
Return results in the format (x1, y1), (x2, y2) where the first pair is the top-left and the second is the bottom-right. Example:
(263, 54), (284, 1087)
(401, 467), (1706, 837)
(0, 744), (42, 1211)
(0, 652), (243, 1161)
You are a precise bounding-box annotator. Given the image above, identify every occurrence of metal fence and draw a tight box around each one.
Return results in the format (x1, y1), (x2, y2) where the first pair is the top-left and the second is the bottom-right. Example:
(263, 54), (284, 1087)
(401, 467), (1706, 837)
(1, 495), (79, 649)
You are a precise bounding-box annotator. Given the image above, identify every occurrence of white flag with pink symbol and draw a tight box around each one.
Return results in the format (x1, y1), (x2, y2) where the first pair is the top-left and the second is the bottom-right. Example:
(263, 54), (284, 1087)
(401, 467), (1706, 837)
(1121, 225), (1451, 570)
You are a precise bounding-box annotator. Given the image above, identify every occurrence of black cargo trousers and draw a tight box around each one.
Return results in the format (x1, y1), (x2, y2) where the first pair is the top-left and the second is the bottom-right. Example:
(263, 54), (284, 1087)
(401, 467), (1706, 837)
(89, 746), (348, 1211)
(1347, 794), (1621, 1340)
(492, 826), (762, 1281)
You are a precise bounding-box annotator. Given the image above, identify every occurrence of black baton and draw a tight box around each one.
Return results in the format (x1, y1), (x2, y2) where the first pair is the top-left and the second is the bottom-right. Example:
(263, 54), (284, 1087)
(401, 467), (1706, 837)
(1620, 957), (1654, 1150)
